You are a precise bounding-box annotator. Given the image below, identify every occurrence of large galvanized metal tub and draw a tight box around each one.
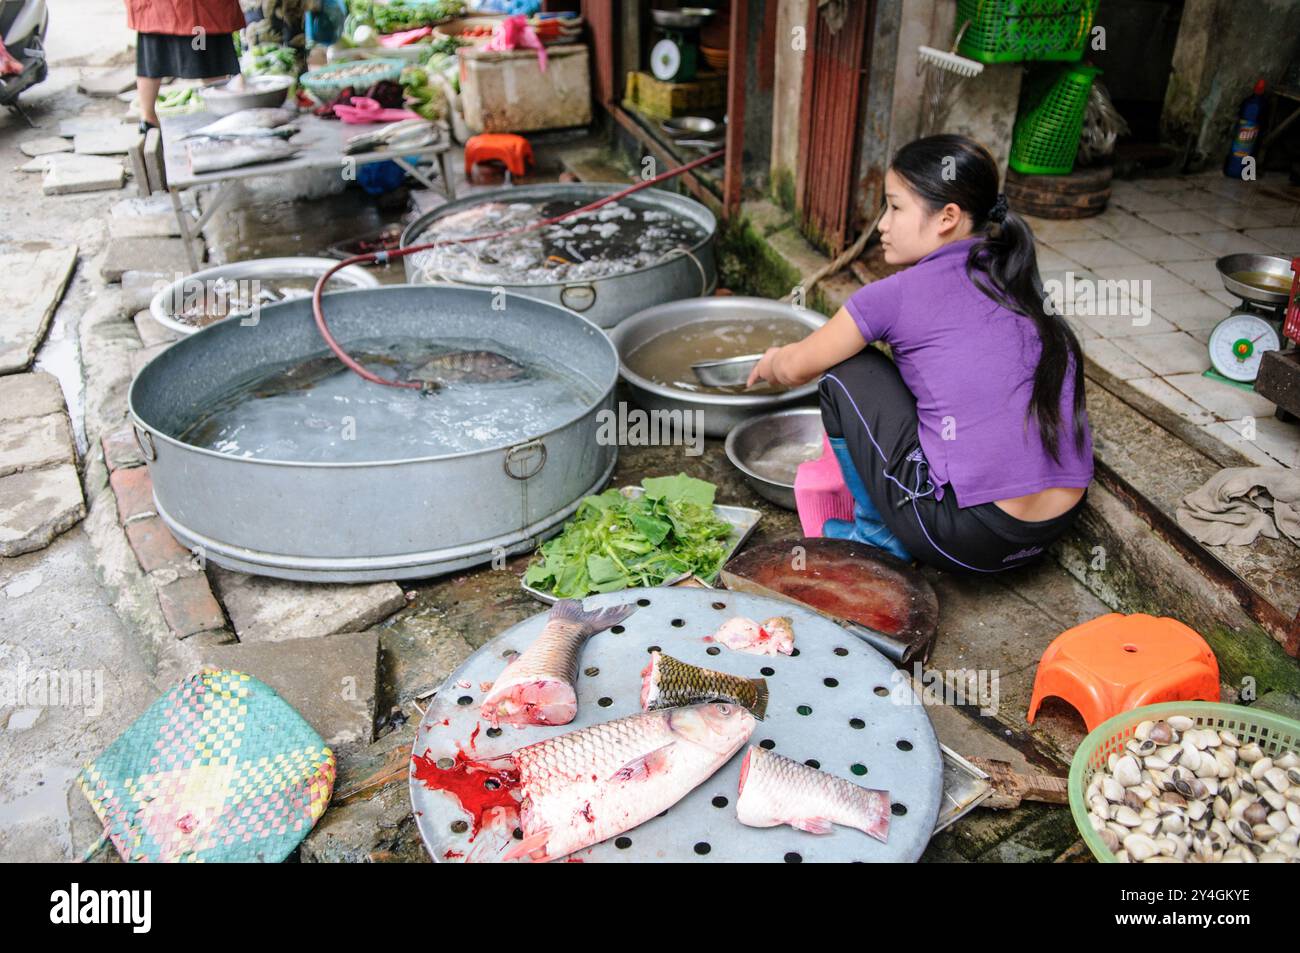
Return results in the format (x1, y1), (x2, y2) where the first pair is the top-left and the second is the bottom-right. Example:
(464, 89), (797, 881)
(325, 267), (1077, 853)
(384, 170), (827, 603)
(128, 285), (619, 583)
(401, 182), (717, 329)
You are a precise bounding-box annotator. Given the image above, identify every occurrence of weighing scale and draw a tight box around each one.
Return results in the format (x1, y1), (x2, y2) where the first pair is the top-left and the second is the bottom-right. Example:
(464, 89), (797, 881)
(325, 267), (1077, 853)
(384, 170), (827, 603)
(650, 8), (715, 83)
(1206, 253), (1294, 383)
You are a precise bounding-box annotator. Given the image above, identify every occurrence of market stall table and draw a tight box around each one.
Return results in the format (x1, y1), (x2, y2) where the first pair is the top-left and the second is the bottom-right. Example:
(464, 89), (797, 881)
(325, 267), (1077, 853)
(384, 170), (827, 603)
(160, 110), (456, 272)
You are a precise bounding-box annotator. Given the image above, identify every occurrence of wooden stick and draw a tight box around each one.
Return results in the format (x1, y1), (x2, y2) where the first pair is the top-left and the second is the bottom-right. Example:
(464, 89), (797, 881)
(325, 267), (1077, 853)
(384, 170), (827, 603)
(968, 757), (1070, 809)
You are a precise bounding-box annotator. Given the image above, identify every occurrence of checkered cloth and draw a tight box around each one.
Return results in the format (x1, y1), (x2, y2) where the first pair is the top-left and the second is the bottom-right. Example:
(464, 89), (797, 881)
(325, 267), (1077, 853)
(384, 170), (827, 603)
(79, 669), (335, 863)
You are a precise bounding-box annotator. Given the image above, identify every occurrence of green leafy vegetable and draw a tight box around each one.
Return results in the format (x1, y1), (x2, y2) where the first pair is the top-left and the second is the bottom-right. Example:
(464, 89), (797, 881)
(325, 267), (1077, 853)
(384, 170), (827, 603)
(523, 475), (734, 599)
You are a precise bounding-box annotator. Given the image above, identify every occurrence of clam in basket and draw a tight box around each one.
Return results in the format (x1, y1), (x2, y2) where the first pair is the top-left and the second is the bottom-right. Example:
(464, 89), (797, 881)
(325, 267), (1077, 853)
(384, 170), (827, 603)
(1069, 701), (1300, 863)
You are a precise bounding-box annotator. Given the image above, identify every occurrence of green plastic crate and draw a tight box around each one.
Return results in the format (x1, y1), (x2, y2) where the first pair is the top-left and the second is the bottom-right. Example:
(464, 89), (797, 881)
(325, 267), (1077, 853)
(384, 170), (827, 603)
(1009, 63), (1098, 175)
(957, 0), (1098, 64)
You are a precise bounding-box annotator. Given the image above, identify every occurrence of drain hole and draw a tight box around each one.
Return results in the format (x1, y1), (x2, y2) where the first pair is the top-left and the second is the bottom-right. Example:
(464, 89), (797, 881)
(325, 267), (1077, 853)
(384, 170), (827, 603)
(694, 842), (711, 855)
(760, 667), (775, 676)
(436, 757), (454, 769)
(892, 803), (907, 816)
(501, 649), (518, 660)
(706, 646), (721, 655)
(873, 686), (889, 697)
(457, 696), (473, 706)
(598, 697), (613, 707)
(797, 705), (812, 716)
(759, 739), (775, 750)
(712, 795), (728, 808)
(824, 677), (839, 688)
(671, 618), (685, 628)
(610, 625), (625, 634)
(849, 718), (865, 729)
(486, 727), (502, 738)
(512, 828), (523, 840)
(711, 601), (727, 610)
(484, 779), (500, 791)
(615, 836), (632, 849)
(805, 759), (820, 769)
(784, 852), (802, 864)
(896, 739), (913, 751)
(636, 598), (651, 607)
(450, 820), (468, 834)
(584, 666), (600, 677)
(834, 647), (849, 656)
(790, 648), (801, 657)
(851, 763), (867, 776)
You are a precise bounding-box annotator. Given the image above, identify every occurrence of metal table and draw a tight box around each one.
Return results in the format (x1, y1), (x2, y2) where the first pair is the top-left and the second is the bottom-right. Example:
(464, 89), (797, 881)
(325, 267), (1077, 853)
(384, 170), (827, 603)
(410, 586), (944, 863)
(160, 110), (456, 271)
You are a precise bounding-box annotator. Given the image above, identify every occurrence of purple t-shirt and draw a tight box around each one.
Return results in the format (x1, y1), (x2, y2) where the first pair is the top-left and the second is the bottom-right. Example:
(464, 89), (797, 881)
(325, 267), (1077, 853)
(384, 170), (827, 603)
(844, 238), (1093, 508)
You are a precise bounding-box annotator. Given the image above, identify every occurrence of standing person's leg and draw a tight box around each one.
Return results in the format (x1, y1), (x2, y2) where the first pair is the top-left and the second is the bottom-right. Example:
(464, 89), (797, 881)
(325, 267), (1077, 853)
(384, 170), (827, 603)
(135, 31), (162, 129)
(136, 77), (162, 127)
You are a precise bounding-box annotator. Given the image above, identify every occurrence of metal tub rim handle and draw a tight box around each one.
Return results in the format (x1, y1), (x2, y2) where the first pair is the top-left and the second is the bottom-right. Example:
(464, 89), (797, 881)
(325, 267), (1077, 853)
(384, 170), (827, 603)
(503, 439), (547, 479)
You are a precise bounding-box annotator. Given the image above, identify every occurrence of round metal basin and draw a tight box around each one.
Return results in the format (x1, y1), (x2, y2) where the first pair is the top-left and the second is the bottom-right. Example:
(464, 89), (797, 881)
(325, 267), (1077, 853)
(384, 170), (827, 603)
(725, 408), (825, 510)
(1216, 253), (1296, 307)
(609, 296), (826, 438)
(129, 285), (619, 583)
(401, 182), (717, 329)
(150, 257), (380, 336)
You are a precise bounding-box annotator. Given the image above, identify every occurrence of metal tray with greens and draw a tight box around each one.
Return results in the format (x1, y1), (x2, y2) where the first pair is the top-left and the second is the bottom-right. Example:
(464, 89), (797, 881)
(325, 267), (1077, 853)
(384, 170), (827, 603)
(521, 475), (760, 605)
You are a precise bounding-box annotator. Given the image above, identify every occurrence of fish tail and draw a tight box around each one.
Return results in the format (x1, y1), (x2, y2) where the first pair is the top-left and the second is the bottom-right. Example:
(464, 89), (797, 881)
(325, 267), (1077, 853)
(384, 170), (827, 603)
(746, 677), (769, 721)
(548, 598), (636, 635)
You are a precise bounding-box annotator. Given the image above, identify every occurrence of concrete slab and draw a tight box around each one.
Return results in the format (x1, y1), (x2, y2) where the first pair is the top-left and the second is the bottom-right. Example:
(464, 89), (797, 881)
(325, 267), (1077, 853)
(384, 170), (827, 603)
(0, 464), (86, 557)
(0, 245), (78, 375)
(42, 154), (126, 196)
(100, 237), (201, 283)
(133, 310), (181, 346)
(0, 372), (67, 421)
(74, 125), (143, 157)
(199, 630), (381, 750)
(56, 116), (126, 138)
(143, 128), (166, 192)
(109, 194), (186, 239)
(19, 136), (73, 158)
(0, 414), (76, 478)
(77, 67), (137, 98)
(210, 568), (406, 644)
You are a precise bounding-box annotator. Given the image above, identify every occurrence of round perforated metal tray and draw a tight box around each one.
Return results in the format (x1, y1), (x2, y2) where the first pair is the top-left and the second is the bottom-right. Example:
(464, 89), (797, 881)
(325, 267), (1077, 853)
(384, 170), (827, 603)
(410, 587), (943, 862)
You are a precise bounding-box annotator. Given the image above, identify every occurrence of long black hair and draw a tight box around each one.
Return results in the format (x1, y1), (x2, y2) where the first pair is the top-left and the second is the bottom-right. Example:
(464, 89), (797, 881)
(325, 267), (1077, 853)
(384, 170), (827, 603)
(890, 134), (1086, 463)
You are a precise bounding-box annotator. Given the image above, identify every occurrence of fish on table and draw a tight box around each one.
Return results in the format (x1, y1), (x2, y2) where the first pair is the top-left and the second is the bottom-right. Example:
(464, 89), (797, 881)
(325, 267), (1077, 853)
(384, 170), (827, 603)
(735, 745), (890, 842)
(182, 107), (298, 139)
(187, 137), (299, 174)
(711, 615), (795, 657)
(641, 650), (768, 719)
(409, 349), (528, 387)
(480, 599), (635, 727)
(505, 703), (756, 862)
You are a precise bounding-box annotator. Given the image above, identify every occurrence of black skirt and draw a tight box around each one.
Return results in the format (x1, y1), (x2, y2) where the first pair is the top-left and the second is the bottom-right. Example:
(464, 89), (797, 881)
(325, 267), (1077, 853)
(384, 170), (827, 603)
(136, 32), (240, 80)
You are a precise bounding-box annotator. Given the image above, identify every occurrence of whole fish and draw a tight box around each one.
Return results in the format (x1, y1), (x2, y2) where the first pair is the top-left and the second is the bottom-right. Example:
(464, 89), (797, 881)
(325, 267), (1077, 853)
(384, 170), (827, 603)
(712, 615), (795, 656)
(188, 137), (299, 174)
(640, 650), (768, 719)
(184, 107), (298, 139)
(481, 599), (635, 727)
(504, 703), (756, 862)
(735, 745), (890, 842)
(410, 349), (528, 387)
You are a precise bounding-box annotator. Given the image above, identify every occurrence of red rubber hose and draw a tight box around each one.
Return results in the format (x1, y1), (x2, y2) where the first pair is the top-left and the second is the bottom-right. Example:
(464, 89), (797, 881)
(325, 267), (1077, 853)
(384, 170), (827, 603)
(311, 148), (725, 389)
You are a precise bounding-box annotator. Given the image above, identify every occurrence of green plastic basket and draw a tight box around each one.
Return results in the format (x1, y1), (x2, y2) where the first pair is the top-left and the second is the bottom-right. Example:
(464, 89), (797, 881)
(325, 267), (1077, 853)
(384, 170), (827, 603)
(1009, 63), (1098, 175)
(1069, 701), (1300, 863)
(957, 0), (1098, 64)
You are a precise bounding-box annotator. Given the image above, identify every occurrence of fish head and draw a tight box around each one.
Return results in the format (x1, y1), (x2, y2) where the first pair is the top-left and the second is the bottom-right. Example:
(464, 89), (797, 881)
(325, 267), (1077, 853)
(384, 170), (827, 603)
(667, 703), (756, 755)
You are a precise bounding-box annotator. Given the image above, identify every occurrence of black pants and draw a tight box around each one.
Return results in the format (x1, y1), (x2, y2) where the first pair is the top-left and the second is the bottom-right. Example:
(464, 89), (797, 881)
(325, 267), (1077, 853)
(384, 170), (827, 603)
(819, 349), (1083, 574)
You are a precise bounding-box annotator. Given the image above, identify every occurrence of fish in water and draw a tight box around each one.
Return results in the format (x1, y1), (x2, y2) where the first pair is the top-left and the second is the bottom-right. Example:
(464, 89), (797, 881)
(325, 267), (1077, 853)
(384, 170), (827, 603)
(640, 650), (768, 719)
(245, 351), (400, 399)
(188, 137), (299, 174)
(504, 703), (755, 862)
(735, 745), (890, 842)
(184, 107), (298, 139)
(481, 599), (635, 727)
(409, 349), (528, 387)
(712, 615), (795, 657)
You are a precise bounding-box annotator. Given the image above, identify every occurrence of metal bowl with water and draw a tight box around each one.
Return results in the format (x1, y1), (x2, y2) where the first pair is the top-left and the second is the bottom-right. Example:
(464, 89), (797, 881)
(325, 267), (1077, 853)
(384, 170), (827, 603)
(725, 408), (825, 510)
(1216, 253), (1296, 307)
(610, 297), (826, 438)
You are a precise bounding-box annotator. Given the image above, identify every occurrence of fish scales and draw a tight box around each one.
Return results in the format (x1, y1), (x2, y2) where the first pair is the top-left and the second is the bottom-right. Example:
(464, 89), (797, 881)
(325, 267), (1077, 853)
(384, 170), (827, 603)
(736, 745), (890, 842)
(641, 651), (768, 719)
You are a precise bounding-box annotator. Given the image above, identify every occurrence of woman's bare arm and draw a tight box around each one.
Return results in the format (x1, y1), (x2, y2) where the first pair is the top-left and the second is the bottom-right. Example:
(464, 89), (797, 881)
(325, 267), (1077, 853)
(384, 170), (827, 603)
(746, 307), (868, 389)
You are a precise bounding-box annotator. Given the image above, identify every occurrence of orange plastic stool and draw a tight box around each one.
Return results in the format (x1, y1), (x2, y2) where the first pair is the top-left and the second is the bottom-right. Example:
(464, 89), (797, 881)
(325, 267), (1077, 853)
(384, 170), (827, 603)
(464, 133), (534, 179)
(1026, 613), (1219, 731)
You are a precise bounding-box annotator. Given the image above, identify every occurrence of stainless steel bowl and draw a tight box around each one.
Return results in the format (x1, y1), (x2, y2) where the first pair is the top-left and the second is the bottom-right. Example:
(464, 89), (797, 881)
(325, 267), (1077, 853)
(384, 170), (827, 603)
(1216, 253), (1296, 307)
(691, 353), (761, 387)
(661, 115), (720, 139)
(200, 75), (293, 115)
(725, 408), (825, 510)
(609, 296), (826, 438)
(652, 8), (714, 28)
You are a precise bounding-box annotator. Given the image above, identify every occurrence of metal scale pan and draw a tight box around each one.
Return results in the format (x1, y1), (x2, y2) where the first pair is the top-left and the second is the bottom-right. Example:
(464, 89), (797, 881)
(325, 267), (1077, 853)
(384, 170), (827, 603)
(410, 586), (944, 863)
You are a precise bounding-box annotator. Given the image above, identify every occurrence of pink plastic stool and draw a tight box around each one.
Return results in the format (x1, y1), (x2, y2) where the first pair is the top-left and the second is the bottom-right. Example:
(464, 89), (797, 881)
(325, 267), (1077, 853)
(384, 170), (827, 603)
(794, 434), (854, 537)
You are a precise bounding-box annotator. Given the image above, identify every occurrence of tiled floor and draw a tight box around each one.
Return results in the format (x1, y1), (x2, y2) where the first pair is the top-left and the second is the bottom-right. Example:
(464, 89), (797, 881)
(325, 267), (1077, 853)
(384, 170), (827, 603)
(1026, 170), (1300, 468)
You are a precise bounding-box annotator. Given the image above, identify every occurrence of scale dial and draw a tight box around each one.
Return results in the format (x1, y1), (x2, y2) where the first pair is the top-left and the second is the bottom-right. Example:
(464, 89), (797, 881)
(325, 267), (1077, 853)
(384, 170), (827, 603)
(651, 38), (682, 81)
(1207, 310), (1280, 382)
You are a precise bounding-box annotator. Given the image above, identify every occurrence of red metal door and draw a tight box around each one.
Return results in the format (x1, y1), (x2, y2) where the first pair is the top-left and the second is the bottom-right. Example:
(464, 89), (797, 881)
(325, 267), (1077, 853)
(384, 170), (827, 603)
(796, 0), (872, 254)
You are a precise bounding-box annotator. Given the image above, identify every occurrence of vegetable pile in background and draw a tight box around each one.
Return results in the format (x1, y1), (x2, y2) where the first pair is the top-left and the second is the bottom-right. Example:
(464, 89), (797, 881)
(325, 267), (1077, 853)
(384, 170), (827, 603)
(523, 475), (734, 599)
(347, 0), (467, 36)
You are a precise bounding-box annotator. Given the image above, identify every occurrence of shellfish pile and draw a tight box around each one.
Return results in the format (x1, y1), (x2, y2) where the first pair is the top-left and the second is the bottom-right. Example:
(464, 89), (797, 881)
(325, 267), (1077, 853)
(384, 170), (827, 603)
(1085, 715), (1300, 863)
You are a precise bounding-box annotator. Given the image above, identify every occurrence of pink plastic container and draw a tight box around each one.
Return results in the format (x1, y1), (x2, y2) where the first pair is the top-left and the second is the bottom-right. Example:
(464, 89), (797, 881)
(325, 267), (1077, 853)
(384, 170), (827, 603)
(794, 434), (853, 536)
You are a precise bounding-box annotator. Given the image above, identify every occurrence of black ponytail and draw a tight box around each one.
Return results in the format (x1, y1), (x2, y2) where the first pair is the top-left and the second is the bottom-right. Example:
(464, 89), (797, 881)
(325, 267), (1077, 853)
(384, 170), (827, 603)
(890, 134), (1087, 463)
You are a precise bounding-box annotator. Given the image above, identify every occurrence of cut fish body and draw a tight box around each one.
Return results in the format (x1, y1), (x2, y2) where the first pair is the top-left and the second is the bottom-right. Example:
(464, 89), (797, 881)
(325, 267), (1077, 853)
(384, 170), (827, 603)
(640, 650), (768, 719)
(735, 745), (890, 842)
(713, 615), (795, 656)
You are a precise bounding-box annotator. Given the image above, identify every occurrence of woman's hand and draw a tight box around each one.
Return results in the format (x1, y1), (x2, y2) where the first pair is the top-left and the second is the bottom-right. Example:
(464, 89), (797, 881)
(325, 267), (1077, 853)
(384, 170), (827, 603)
(746, 346), (785, 389)
(746, 308), (870, 390)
